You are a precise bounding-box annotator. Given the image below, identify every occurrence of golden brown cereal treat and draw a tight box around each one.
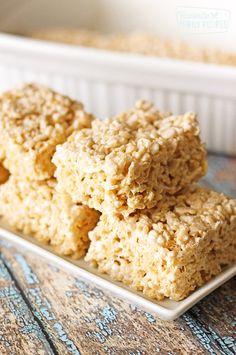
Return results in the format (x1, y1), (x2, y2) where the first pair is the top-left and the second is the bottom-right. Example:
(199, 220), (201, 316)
(0, 164), (9, 185)
(31, 29), (236, 67)
(0, 83), (93, 180)
(53, 101), (207, 216)
(0, 176), (99, 258)
(85, 186), (236, 301)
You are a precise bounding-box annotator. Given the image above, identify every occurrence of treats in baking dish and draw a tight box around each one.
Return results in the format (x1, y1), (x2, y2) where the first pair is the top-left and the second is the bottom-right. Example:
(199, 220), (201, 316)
(85, 186), (236, 300)
(31, 29), (236, 67)
(53, 100), (207, 216)
(0, 83), (93, 181)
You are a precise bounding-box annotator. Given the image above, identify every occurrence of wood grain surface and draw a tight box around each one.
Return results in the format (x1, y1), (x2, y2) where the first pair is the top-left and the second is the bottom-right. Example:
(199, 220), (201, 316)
(0, 153), (236, 355)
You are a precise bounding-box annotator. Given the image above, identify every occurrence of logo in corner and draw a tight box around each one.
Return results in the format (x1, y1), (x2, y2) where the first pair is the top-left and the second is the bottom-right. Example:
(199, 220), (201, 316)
(176, 6), (230, 33)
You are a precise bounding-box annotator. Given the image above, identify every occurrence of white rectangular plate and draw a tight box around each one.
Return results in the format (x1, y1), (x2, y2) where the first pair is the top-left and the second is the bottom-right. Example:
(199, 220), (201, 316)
(0, 223), (235, 321)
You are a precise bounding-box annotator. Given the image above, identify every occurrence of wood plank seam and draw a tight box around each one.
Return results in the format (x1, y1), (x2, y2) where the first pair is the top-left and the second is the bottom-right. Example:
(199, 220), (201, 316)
(0, 253), (59, 355)
(1, 250), (83, 355)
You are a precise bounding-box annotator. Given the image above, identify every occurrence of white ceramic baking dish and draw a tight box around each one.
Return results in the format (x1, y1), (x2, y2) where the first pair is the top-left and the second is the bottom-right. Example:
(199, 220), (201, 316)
(0, 0), (236, 154)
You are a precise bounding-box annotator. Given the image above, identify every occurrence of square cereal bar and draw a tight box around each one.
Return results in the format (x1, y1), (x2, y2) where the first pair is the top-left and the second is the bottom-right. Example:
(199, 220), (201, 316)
(0, 176), (99, 258)
(85, 186), (236, 300)
(53, 101), (207, 215)
(0, 83), (93, 180)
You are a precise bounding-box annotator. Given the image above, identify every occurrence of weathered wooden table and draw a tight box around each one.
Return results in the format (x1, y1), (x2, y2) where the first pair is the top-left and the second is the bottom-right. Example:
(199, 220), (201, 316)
(0, 153), (235, 355)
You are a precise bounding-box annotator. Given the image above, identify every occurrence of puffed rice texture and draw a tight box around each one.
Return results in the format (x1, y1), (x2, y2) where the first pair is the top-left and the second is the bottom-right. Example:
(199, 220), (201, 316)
(85, 185), (236, 300)
(53, 100), (207, 215)
(0, 83), (93, 180)
(0, 175), (99, 258)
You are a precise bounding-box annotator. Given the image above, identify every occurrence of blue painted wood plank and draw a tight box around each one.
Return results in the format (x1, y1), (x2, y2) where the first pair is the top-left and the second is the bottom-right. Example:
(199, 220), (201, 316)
(201, 154), (236, 197)
(182, 278), (236, 355)
(0, 254), (55, 355)
(0, 245), (206, 354)
(2, 250), (82, 355)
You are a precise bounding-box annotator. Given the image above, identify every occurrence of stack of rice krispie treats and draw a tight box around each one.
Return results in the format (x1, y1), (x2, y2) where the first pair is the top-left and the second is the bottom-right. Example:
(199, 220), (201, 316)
(0, 84), (235, 301)
(0, 84), (99, 258)
(53, 100), (236, 301)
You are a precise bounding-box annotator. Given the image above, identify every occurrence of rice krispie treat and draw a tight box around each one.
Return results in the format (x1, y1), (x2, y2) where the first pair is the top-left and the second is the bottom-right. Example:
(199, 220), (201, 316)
(0, 83), (93, 180)
(85, 186), (236, 301)
(53, 101), (207, 216)
(0, 176), (99, 258)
